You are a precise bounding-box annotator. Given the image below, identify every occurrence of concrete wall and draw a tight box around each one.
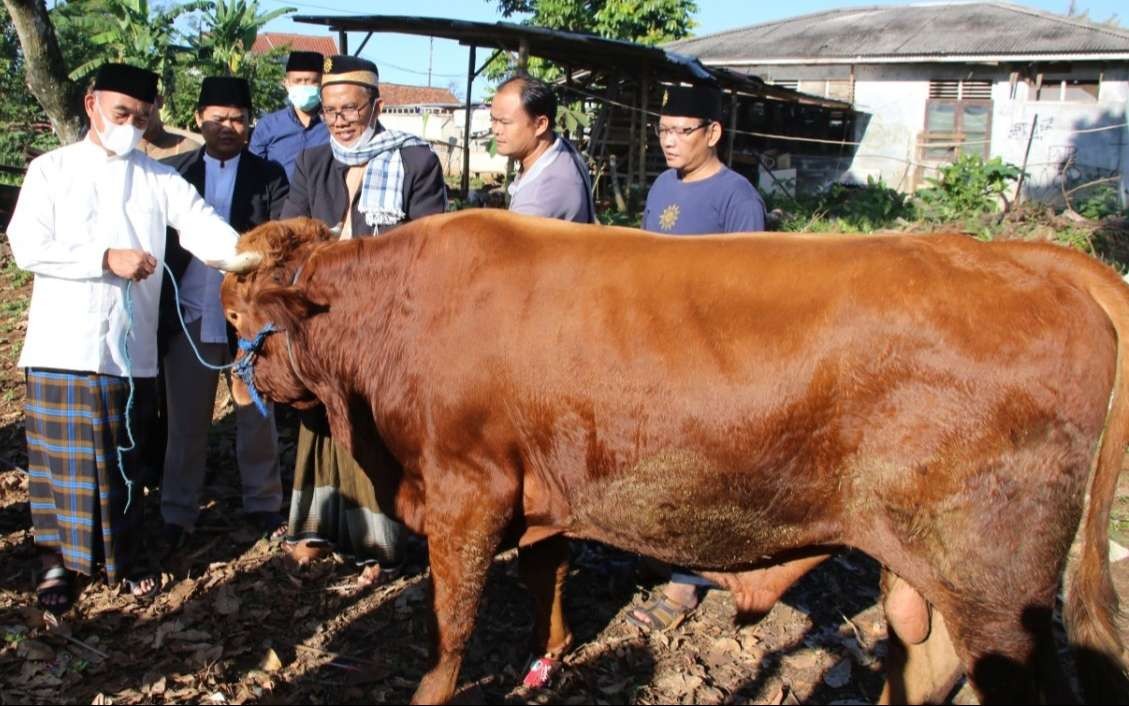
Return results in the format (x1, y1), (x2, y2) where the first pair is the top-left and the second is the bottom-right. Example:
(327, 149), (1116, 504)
(380, 106), (509, 177)
(989, 67), (1128, 204)
(847, 65), (933, 192)
(846, 63), (1127, 204)
(743, 61), (1128, 204)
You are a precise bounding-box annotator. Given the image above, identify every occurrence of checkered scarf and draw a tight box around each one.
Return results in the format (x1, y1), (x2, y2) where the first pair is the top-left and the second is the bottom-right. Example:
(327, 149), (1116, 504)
(330, 126), (431, 227)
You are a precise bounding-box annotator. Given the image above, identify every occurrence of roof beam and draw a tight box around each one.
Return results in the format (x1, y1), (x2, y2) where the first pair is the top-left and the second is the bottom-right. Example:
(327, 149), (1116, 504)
(701, 53), (1129, 66)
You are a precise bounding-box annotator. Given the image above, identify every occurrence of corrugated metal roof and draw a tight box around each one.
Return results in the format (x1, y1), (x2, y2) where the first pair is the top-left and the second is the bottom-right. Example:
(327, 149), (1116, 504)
(291, 14), (850, 108)
(666, 2), (1129, 62)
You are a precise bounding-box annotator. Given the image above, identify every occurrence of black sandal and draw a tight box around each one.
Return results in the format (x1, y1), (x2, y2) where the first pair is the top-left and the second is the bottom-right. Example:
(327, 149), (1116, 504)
(36, 565), (74, 613)
(122, 572), (161, 603)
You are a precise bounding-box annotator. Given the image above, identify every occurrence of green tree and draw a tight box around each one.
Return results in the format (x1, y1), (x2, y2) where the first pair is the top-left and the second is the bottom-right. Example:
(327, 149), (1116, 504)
(164, 46), (288, 129)
(2, 0), (85, 144)
(157, 0), (293, 128)
(487, 0), (696, 80)
(195, 0), (294, 75)
(63, 0), (208, 84)
(486, 0), (696, 142)
(0, 4), (61, 175)
(494, 0), (697, 46)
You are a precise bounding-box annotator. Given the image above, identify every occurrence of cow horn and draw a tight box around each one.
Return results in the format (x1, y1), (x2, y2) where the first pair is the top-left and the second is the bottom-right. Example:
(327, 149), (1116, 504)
(209, 250), (264, 273)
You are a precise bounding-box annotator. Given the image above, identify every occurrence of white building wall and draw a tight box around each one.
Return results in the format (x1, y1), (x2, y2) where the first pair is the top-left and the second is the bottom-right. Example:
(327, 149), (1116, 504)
(380, 107), (509, 177)
(846, 65), (932, 191)
(834, 63), (1128, 204)
(989, 67), (1128, 204)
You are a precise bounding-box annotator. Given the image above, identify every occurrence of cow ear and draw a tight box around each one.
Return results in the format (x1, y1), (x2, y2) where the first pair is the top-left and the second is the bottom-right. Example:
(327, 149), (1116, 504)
(254, 285), (328, 332)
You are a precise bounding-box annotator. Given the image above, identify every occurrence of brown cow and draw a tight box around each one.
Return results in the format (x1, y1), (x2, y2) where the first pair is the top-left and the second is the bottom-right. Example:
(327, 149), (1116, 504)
(220, 212), (1129, 704)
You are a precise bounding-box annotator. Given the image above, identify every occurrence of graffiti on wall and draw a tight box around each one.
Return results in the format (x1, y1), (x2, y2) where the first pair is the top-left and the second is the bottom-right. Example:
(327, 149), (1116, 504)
(1006, 115), (1056, 142)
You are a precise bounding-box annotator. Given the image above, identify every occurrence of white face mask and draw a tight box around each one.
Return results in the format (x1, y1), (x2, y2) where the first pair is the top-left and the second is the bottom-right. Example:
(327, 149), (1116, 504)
(94, 100), (144, 156)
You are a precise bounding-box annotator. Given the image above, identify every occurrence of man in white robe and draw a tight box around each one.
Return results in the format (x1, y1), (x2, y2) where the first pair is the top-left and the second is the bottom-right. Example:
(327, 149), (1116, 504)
(8, 63), (244, 611)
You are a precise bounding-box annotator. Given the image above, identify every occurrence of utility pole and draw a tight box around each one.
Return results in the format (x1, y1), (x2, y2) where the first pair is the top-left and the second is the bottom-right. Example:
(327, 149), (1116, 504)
(428, 37), (433, 87)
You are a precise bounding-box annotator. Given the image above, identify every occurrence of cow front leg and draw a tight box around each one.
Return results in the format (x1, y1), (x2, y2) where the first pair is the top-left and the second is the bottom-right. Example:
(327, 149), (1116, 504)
(412, 486), (515, 705)
(518, 535), (573, 685)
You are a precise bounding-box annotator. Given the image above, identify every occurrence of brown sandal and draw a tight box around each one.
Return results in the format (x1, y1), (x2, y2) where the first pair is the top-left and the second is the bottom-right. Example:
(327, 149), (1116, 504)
(282, 538), (332, 565)
(625, 594), (697, 632)
(356, 562), (402, 590)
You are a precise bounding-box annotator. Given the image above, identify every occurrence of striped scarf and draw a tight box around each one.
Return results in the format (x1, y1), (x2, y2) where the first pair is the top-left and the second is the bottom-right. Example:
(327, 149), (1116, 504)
(330, 127), (431, 227)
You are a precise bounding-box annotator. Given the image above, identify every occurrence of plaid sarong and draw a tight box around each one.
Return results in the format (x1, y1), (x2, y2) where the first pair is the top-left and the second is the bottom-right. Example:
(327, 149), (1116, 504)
(25, 370), (154, 583)
(287, 413), (403, 565)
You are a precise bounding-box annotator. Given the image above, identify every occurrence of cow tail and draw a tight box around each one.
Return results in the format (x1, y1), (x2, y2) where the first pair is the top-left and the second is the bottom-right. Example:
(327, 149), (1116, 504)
(1065, 271), (1129, 703)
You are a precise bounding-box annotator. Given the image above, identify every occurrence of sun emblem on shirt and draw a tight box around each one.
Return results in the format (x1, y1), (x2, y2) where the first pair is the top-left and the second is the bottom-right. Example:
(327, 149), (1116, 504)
(658, 204), (679, 231)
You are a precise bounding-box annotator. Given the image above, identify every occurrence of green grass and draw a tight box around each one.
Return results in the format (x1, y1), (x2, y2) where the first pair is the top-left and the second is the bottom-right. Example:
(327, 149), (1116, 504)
(2, 259), (32, 289)
(0, 297), (28, 317)
(1111, 494), (1129, 547)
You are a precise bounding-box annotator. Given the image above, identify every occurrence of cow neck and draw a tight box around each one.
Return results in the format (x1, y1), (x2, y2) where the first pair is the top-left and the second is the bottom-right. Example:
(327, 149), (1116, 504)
(283, 261), (315, 397)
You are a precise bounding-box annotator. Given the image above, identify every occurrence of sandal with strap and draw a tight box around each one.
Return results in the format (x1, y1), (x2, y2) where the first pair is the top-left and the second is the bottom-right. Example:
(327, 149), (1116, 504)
(356, 562), (402, 590)
(36, 565), (74, 614)
(521, 653), (563, 689)
(122, 572), (161, 603)
(625, 594), (697, 632)
(282, 538), (333, 566)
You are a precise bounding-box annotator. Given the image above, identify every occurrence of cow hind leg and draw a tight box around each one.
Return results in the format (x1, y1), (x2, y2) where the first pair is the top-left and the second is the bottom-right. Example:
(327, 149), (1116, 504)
(411, 476), (517, 705)
(518, 534), (574, 660)
(938, 597), (1073, 705)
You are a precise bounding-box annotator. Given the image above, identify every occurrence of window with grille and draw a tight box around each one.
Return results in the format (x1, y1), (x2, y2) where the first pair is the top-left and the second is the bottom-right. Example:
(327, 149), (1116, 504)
(929, 80), (993, 100)
(1033, 78), (1099, 103)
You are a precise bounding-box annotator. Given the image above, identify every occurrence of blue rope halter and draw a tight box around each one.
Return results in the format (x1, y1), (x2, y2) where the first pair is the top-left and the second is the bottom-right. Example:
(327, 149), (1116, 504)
(115, 262), (279, 513)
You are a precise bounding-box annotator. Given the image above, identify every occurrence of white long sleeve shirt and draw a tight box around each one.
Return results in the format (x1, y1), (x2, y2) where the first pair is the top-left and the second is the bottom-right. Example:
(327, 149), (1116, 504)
(7, 137), (240, 377)
(178, 152), (240, 344)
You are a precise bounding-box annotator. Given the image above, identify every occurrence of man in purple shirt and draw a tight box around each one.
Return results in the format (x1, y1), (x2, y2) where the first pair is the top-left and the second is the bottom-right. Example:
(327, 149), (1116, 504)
(629, 83), (766, 633)
(249, 51), (330, 178)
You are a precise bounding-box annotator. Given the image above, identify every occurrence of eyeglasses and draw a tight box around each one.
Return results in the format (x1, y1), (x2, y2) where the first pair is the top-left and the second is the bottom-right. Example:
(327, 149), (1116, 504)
(320, 101), (373, 123)
(654, 123), (710, 139)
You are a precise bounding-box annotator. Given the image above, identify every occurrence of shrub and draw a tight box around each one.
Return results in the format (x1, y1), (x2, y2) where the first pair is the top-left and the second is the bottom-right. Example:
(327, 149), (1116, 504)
(915, 155), (1022, 224)
(767, 176), (917, 233)
(1073, 184), (1126, 220)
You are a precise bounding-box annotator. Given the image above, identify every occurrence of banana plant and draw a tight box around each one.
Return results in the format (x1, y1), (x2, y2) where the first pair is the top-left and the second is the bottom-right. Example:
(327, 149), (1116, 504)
(195, 0), (295, 75)
(66, 0), (209, 82)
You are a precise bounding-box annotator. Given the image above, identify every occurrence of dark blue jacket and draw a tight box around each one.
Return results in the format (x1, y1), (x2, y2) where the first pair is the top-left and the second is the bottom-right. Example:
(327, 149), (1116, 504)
(249, 106), (329, 178)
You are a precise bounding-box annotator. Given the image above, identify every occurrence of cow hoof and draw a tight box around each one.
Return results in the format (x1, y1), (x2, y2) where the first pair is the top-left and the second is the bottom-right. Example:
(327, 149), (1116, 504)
(521, 654), (563, 689)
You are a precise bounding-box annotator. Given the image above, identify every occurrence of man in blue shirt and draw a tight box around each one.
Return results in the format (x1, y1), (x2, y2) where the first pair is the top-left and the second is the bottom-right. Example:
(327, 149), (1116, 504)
(642, 84), (765, 235)
(629, 83), (767, 633)
(249, 51), (330, 177)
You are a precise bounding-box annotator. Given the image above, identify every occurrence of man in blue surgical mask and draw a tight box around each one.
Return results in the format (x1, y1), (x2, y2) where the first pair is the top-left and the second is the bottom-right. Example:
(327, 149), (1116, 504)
(249, 51), (330, 178)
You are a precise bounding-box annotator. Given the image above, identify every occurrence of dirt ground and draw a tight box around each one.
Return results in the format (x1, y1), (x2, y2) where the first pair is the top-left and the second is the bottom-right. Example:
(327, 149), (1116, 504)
(1, 245), (1128, 705)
